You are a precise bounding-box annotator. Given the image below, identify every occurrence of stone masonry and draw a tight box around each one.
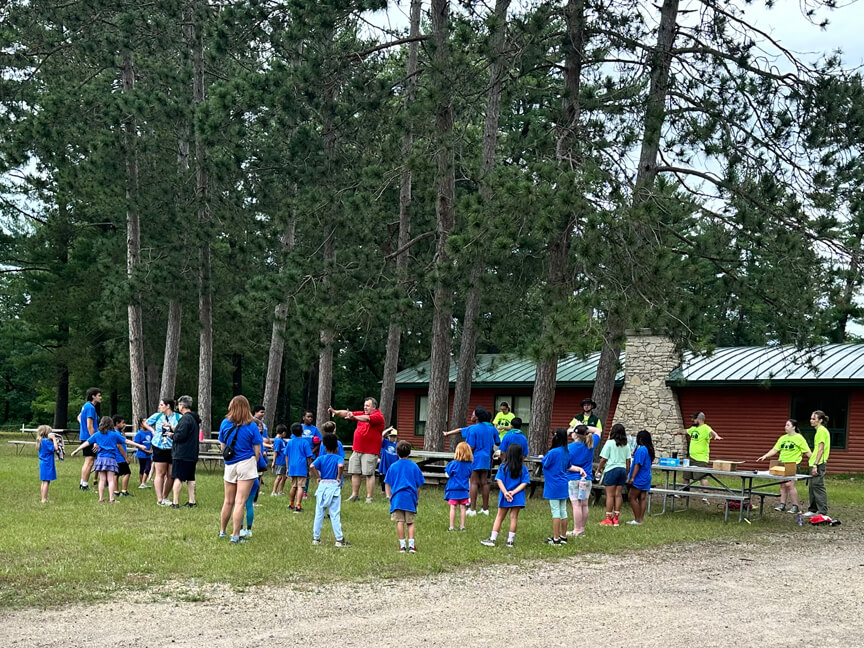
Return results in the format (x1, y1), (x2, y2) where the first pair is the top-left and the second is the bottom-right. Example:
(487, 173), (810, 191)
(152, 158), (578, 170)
(613, 330), (687, 458)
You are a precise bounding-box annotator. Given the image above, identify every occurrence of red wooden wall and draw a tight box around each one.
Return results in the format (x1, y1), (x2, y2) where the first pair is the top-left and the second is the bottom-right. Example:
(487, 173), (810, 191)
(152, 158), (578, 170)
(676, 386), (862, 474)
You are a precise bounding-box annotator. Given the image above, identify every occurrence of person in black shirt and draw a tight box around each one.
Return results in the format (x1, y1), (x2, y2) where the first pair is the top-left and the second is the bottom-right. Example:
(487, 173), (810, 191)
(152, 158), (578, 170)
(171, 395), (201, 508)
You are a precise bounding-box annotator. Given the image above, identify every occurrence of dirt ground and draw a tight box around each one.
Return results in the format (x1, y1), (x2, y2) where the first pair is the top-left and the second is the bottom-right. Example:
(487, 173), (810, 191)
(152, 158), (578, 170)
(3, 525), (862, 648)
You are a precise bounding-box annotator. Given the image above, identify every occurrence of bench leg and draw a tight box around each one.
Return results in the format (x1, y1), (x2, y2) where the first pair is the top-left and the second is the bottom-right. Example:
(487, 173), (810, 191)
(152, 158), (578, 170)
(723, 501), (729, 523)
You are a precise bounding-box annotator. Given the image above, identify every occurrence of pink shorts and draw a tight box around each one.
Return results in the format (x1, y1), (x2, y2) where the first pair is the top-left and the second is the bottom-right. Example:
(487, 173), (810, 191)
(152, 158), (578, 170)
(448, 498), (469, 506)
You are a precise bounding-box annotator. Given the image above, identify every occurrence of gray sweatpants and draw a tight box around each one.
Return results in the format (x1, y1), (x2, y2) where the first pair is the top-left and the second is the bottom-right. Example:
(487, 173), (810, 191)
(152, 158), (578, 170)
(808, 463), (828, 515)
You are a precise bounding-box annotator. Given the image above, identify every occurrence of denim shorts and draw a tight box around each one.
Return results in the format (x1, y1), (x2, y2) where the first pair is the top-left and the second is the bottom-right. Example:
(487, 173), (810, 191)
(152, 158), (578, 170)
(548, 498), (568, 519)
(603, 467), (627, 487)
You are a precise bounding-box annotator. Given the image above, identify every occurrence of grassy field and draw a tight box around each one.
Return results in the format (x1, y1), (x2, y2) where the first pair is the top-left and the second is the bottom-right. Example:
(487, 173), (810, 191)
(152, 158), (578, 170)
(1, 432), (860, 609)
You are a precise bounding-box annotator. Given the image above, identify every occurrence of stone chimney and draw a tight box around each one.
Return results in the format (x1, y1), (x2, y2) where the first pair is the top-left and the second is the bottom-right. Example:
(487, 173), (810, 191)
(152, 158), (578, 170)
(613, 330), (686, 457)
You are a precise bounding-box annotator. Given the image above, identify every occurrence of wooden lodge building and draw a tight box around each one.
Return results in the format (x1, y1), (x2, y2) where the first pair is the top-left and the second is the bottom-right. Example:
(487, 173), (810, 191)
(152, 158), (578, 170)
(393, 332), (864, 474)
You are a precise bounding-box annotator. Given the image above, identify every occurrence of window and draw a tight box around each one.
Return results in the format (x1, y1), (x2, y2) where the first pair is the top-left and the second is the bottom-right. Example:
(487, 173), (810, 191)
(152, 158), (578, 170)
(494, 394), (532, 433)
(790, 389), (848, 451)
(414, 395), (428, 437)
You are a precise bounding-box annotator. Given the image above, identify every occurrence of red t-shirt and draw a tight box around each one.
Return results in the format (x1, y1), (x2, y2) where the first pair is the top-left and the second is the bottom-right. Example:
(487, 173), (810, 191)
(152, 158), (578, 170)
(352, 409), (386, 454)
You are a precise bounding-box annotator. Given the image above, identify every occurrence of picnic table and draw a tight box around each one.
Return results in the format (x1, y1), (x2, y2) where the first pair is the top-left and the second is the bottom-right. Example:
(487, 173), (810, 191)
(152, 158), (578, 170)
(648, 463), (812, 523)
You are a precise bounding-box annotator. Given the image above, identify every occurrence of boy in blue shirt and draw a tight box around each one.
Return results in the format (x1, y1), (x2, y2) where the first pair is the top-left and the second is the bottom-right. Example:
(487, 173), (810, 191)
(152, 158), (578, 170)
(310, 433), (348, 547)
(384, 441), (425, 553)
(270, 424), (289, 496)
(301, 410), (320, 500)
(133, 417), (153, 489)
(287, 422), (313, 512)
(499, 417), (529, 457)
(378, 427), (399, 493)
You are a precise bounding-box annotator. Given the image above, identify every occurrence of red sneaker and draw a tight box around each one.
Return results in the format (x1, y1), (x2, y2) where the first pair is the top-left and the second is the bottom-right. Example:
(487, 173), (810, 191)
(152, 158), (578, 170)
(598, 517), (614, 526)
(612, 515), (620, 527)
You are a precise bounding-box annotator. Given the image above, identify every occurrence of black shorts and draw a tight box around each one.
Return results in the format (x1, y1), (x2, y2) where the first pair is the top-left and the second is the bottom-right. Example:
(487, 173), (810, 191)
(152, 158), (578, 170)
(172, 459), (197, 483)
(152, 446), (172, 464)
(139, 457), (152, 475)
(117, 461), (131, 476)
(82, 444), (96, 458)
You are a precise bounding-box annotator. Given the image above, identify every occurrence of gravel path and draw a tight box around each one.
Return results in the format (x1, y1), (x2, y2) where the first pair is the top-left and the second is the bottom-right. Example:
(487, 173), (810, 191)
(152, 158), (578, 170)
(3, 526), (862, 648)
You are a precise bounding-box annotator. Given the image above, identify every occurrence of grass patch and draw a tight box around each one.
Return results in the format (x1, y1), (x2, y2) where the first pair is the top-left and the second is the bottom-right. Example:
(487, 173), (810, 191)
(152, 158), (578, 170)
(1, 435), (860, 609)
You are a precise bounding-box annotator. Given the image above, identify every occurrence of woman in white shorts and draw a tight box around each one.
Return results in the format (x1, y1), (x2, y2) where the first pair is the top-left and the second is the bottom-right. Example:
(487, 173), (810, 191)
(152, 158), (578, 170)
(218, 395), (263, 544)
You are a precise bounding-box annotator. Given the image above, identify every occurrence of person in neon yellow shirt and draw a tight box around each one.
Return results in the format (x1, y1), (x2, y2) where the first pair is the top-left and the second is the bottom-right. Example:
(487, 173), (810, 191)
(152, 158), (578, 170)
(492, 402), (516, 434)
(672, 412), (722, 498)
(804, 410), (831, 518)
(758, 419), (812, 514)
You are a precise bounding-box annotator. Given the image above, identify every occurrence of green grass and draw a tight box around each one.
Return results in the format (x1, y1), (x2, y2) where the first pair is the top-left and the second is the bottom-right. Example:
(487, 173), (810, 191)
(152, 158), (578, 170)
(1, 434), (861, 609)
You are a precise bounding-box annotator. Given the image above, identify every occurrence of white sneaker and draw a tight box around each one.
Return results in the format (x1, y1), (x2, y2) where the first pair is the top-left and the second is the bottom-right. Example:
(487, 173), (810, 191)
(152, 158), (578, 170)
(365, 497), (374, 504)
(159, 499), (172, 506)
(802, 511), (817, 518)
(239, 529), (252, 538)
(466, 509), (477, 517)
(138, 484), (148, 489)
(480, 509), (490, 516)
(626, 520), (642, 525)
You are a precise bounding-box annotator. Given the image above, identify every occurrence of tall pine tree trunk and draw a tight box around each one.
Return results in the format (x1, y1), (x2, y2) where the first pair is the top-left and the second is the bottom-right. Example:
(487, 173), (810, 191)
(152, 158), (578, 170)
(53, 364), (69, 429)
(159, 299), (182, 400)
(262, 220), (296, 432)
(530, 0), (584, 454)
(122, 50), (148, 430)
(379, 0), (422, 427)
(425, 0), (456, 451)
(316, 231), (335, 427)
(451, 0), (510, 447)
(591, 0), (680, 419)
(146, 362), (160, 412)
(190, 1), (213, 433)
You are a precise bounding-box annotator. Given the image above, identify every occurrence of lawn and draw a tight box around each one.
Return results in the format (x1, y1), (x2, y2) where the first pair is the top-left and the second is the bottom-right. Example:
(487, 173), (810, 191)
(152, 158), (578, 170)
(1, 432), (860, 609)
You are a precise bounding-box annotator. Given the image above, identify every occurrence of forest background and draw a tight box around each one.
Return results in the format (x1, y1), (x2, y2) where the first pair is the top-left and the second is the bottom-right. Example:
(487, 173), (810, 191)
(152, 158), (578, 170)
(2, 0), (863, 453)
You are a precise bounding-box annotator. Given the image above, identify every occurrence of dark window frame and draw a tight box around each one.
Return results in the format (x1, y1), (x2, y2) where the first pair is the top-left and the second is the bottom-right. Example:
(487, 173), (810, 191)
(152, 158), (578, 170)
(414, 394), (427, 437)
(789, 389), (848, 451)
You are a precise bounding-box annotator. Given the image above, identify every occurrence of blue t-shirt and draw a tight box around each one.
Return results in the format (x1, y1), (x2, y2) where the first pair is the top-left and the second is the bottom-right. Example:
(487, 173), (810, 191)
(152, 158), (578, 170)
(116, 430), (129, 463)
(462, 422), (500, 471)
(384, 458), (425, 513)
(79, 402), (98, 441)
(495, 464), (531, 508)
(568, 433), (600, 481)
(287, 435), (313, 476)
(39, 438), (55, 462)
(444, 460), (473, 500)
(218, 419), (263, 465)
(542, 446), (571, 500)
(499, 430), (529, 457)
(379, 439), (399, 476)
(335, 440), (345, 459)
(302, 424), (320, 453)
(148, 412), (181, 450)
(133, 429), (152, 459)
(628, 445), (653, 491)
(312, 452), (344, 481)
(272, 437), (287, 466)
(87, 431), (125, 461)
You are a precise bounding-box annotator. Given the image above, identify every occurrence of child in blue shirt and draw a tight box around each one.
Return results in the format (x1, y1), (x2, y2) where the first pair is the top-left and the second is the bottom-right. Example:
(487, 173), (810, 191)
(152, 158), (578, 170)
(310, 433), (348, 547)
(378, 427), (399, 492)
(71, 416), (127, 504)
(499, 417), (529, 457)
(37, 425), (59, 503)
(542, 428), (586, 545)
(481, 444), (531, 548)
(567, 424), (600, 537)
(270, 424), (288, 496)
(287, 422), (313, 512)
(133, 417), (153, 489)
(626, 429), (655, 525)
(384, 441), (425, 553)
(444, 442), (474, 531)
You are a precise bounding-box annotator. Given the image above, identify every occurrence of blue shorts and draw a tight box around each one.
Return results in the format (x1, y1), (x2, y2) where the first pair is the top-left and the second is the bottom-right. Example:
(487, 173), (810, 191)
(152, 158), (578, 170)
(548, 499), (568, 519)
(603, 467), (627, 487)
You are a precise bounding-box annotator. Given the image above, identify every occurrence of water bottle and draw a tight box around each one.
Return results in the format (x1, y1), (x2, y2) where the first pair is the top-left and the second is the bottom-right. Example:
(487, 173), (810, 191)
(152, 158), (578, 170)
(797, 513), (803, 526)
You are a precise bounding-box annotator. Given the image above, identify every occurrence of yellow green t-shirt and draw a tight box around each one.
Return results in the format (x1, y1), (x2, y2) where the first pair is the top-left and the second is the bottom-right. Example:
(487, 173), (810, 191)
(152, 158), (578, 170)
(568, 413), (603, 431)
(812, 425), (830, 465)
(492, 411), (515, 432)
(687, 423), (714, 462)
(772, 433), (811, 464)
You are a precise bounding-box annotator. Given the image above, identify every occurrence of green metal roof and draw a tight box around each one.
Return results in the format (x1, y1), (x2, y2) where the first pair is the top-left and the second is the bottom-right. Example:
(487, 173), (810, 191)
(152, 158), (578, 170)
(394, 352), (625, 387)
(668, 344), (864, 385)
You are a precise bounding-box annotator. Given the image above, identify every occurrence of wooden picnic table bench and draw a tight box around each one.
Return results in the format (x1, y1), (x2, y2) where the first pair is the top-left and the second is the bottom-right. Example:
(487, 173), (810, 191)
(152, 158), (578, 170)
(646, 488), (748, 523)
(8, 440), (37, 454)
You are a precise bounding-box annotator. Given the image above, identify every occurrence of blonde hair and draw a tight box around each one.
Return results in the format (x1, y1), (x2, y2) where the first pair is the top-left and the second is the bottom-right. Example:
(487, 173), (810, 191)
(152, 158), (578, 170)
(226, 395), (253, 425)
(454, 442), (474, 463)
(98, 416), (113, 432)
(36, 424), (52, 440)
(574, 424), (594, 449)
(322, 421), (336, 434)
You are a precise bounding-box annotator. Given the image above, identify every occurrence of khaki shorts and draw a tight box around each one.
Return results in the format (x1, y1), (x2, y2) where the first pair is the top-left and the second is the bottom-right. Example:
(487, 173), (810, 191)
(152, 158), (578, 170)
(684, 459), (709, 482)
(223, 456), (258, 483)
(348, 451), (378, 476)
(391, 510), (416, 524)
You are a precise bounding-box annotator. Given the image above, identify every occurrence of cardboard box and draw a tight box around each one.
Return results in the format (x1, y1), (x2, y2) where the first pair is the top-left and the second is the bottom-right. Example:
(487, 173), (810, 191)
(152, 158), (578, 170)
(712, 460), (743, 472)
(769, 460), (797, 476)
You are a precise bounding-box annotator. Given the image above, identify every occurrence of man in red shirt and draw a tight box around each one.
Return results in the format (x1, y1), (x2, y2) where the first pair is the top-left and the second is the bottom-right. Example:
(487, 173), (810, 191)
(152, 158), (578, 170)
(329, 397), (385, 503)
